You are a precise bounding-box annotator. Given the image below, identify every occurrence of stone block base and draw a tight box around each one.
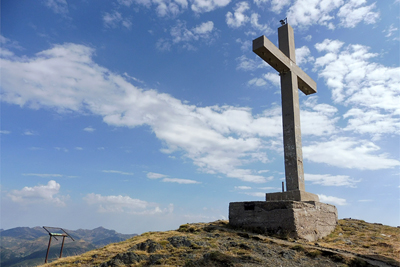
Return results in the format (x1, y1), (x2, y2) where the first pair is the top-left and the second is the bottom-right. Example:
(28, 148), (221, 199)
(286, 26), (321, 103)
(229, 201), (338, 241)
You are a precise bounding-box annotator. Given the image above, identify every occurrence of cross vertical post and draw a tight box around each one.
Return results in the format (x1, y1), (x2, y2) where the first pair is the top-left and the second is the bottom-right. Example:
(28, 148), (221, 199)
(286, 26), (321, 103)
(278, 24), (305, 192)
(253, 23), (319, 202)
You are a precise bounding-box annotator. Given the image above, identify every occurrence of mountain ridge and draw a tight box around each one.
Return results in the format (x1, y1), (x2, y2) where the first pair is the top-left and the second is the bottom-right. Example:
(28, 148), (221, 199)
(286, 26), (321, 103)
(0, 226), (137, 267)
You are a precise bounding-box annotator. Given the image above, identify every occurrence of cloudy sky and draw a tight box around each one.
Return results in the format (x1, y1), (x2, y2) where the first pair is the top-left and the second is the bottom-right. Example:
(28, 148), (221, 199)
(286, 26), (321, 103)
(1, 0), (399, 234)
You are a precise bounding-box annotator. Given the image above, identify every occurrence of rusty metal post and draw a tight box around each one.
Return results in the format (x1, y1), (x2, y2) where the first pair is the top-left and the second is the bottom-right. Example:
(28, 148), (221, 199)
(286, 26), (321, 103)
(45, 234), (52, 263)
(60, 235), (66, 258)
(43, 226), (74, 263)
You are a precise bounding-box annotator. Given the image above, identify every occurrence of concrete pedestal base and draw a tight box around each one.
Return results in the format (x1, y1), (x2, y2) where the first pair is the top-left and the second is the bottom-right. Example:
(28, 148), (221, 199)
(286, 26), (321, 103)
(229, 201), (338, 242)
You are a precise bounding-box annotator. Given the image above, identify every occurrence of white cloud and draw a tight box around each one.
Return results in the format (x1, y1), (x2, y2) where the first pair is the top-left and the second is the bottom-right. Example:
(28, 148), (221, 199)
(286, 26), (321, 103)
(235, 186), (252, 190)
(103, 11), (132, 29)
(102, 170), (134, 175)
(84, 126), (95, 132)
(244, 192), (265, 197)
(248, 77), (267, 87)
(384, 24), (398, 38)
(117, 0), (136, 6)
(2, 42), (396, 184)
(43, 0), (68, 15)
(0, 35), (8, 44)
(154, 0), (188, 17)
(337, 0), (379, 28)
(250, 13), (273, 35)
(301, 96), (339, 136)
(156, 38), (172, 51)
(303, 137), (400, 170)
(191, 0), (231, 13)
(193, 21), (214, 35)
(253, 0), (290, 13)
(226, 5), (272, 33)
(236, 55), (266, 71)
(23, 130), (35, 136)
(295, 46), (314, 66)
(247, 73), (280, 88)
(55, 147), (68, 152)
(147, 172), (200, 184)
(147, 172), (167, 179)
(75, 147), (83, 150)
(195, 105), (282, 138)
(236, 38), (251, 52)
(270, 0), (291, 13)
(287, 0), (379, 29)
(315, 39), (344, 53)
(162, 178), (200, 184)
(287, 0), (343, 29)
(305, 173), (360, 187)
(84, 193), (171, 214)
(8, 180), (66, 206)
(263, 72), (280, 87)
(314, 39), (400, 137)
(0, 130), (11, 134)
(304, 35), (312, 41)
(226, 2), (250, 28)
(318, 194), (347, 206)
(166, 20), (215, 50)
(343, 109), (400, 139)
(118, 0), (188, 17)
(0, 36), (23, 59)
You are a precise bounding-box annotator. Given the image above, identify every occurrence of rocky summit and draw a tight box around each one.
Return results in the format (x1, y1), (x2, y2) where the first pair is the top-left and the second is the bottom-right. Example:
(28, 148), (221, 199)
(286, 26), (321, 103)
(42, 219), (399, 267)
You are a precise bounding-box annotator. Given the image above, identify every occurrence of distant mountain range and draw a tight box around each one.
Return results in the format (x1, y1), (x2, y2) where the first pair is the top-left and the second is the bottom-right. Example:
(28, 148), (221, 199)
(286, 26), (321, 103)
(0, 226), (137, 267)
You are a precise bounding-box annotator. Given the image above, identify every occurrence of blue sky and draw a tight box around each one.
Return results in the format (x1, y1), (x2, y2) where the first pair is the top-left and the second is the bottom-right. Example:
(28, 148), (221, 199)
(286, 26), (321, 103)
(1, 0), (399, 234)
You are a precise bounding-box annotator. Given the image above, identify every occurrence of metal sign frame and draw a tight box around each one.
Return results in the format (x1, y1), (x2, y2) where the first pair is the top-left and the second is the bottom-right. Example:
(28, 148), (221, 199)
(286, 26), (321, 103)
(42, 226), (75, 263)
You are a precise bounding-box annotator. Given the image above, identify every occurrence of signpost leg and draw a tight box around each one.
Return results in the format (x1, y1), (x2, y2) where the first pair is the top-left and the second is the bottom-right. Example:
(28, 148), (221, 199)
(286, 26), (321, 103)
(60, 236), (66, 258)
(45, 235), (52, 263)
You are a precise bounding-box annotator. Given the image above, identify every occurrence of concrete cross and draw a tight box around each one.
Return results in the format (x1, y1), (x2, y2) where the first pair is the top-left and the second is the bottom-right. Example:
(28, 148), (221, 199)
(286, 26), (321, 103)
(253, 23), (319, 202)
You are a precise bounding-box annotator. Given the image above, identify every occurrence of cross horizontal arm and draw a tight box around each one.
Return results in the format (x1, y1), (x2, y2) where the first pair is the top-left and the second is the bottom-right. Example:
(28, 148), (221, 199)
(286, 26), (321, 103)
(253, 35), (317, 95)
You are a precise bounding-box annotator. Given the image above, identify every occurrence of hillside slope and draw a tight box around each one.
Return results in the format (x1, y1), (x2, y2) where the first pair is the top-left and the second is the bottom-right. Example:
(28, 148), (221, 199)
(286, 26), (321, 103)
(42, 219), (399, 267)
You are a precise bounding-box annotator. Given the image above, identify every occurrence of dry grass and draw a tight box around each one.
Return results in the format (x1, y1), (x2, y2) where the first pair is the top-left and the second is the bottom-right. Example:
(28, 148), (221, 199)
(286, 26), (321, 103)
(317, 218), (400, 265)
(40, 219), (400, 267)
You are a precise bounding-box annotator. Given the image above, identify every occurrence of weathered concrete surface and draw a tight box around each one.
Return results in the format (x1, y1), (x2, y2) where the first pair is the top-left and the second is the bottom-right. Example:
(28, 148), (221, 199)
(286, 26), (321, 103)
(266, 190), (319, 202)
(229, 201), (338, 241)
(253, 24), (317, 194)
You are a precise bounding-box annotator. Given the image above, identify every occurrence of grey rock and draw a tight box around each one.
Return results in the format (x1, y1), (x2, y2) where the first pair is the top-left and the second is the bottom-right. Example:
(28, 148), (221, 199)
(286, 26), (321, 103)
(148, 254), (169, 265)
(280, 250), (295, 260)
(102, 251), (147, 266)
(131, 239), (162, 253)
(344, 239), (353, 245)
(167, 236), (193, 248)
